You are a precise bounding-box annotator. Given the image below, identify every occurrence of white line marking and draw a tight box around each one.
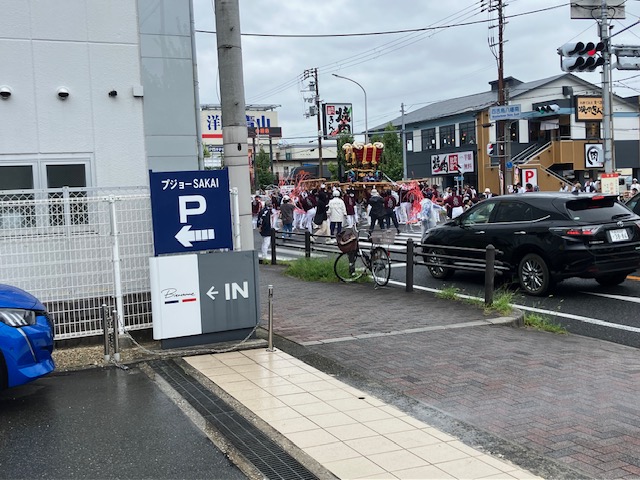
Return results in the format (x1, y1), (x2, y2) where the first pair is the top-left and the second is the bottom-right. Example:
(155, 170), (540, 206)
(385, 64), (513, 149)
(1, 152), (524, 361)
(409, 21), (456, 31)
(386, 279), (640, 335)
(582, 291), (640, 304)
(299, 318), (515, 346)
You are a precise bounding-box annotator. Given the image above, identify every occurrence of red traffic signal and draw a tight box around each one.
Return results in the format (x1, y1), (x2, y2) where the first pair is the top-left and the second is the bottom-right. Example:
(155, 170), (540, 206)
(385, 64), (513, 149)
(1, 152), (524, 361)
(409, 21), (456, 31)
(557, 41), (605, 72)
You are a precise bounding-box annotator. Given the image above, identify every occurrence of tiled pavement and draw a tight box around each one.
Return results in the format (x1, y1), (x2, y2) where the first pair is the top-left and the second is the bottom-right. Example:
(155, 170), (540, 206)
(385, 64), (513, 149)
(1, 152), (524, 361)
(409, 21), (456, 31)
(185, 349), (540, 480)
(248, 265), (640, 479)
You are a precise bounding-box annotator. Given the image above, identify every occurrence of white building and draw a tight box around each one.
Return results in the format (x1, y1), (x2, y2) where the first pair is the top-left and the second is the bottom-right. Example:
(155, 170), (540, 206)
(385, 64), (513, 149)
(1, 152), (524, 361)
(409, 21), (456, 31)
(0, 0), (200, 199)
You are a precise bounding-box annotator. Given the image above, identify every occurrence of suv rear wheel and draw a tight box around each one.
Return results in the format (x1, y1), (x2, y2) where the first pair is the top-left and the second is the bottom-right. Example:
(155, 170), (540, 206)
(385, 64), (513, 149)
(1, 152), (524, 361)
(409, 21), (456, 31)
(425, 247), (454, 279)
(595, 272), (630, 286)
(518, 253), (551, 296)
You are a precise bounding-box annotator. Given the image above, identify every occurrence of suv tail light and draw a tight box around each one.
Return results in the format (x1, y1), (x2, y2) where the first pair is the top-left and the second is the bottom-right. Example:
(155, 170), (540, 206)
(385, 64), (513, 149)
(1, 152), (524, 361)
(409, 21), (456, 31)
(550, 225), (603, 237)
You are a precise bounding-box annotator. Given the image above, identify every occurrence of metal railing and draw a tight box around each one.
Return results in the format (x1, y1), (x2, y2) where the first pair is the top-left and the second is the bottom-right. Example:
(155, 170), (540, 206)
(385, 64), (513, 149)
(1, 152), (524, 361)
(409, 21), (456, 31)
(266, 230), (507, 305)
(0, 186), (154, 339)
(405, 239), (508, 305)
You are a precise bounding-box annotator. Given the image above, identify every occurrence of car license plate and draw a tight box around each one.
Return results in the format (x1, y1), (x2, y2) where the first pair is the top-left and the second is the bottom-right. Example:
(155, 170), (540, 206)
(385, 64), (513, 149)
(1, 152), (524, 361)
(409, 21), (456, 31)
(609, 228), (629, 242)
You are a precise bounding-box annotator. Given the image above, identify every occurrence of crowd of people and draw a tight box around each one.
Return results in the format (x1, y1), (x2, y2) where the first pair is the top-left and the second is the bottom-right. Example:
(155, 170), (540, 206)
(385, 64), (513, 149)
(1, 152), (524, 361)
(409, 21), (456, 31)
(252, 181), (495, 259)
(252, 177), (640, 259)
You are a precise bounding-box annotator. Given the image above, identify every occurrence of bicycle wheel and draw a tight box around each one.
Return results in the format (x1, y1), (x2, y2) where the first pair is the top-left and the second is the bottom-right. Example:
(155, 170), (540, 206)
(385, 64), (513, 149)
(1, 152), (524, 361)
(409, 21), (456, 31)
(370, 246), (391, 286)
(334, 251), (367, 283)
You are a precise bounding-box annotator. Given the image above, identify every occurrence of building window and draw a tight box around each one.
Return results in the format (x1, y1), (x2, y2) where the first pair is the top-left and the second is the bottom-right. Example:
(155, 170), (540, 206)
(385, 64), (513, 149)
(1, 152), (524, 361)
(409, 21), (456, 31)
(459, 122), (475, 145)
(422, 128), (436, 150)
(0, 166), (36, 229)
(0, 159), (90, 231)
(439, 124), (455, 148)
(585, 122), (600, 140)
(46, 164), (88, 226)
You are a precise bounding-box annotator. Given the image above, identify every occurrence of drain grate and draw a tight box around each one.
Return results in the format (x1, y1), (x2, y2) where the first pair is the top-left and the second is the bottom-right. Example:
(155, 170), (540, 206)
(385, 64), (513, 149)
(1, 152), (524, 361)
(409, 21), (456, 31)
(150, 360), (320, 480)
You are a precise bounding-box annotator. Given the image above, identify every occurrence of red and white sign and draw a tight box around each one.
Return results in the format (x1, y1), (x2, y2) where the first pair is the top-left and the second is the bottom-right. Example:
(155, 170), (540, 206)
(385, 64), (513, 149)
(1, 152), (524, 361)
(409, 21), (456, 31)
(521, 168), (538, 187)
(600, 173), (619, 196)
(430, 151), (474, 175)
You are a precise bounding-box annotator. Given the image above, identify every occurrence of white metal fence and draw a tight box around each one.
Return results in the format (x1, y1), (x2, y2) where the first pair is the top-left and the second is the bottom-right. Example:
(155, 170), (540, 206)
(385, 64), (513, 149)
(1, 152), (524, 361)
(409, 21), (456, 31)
(0, 186), (154, 339)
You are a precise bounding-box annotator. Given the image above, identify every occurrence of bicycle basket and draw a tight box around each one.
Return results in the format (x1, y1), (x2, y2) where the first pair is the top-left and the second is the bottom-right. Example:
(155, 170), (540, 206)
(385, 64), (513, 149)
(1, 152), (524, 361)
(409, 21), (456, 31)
(370, 230), (396, 244)
(336, 229), (358, 253)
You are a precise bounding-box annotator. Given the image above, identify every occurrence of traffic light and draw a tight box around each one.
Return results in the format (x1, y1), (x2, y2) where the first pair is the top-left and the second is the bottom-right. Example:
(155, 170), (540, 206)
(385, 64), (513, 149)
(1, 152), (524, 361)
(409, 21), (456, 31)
(557, 41), (605, 72)
(487, 143), (496, 156)
(535, 104), (560, 113)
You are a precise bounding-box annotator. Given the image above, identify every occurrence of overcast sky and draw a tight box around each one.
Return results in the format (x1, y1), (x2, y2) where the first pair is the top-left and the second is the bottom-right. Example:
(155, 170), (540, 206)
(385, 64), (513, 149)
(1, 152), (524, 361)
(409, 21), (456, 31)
(192, 1), (640, 145)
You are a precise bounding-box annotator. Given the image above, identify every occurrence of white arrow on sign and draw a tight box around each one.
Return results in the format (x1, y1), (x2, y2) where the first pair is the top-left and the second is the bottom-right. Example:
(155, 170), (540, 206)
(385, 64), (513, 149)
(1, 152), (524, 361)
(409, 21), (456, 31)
(175, 225), (216, 247)
(206, 286), (219, 300)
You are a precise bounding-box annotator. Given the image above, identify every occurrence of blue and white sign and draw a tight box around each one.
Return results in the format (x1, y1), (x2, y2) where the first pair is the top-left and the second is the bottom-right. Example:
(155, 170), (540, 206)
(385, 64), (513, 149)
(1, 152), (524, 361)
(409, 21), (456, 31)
(489, 104), (521, 121)
(149, 170), (233, 256)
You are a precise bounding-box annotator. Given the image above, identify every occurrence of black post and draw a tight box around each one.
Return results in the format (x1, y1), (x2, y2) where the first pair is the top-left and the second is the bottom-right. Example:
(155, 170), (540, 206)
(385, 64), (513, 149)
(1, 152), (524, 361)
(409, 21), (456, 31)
(406, 239), (414, 292)
(101, 304), (110, 362)
(485, 244), (495, 306)
(305, 231), (311, 258)
(270, 229), (277, 265)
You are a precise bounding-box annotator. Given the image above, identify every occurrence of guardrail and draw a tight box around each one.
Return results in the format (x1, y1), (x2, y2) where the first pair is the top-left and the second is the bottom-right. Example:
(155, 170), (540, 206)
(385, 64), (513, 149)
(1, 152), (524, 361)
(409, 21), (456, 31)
(266, 230), (508, 306)
(405, 239), (509, 305)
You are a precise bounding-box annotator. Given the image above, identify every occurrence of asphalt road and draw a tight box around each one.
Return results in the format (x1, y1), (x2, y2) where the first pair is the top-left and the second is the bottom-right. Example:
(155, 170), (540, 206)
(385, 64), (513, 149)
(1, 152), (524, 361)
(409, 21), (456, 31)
(0, 367), (246, 480)
(263, 228), (640, 348)
(403, 264), (640, 348)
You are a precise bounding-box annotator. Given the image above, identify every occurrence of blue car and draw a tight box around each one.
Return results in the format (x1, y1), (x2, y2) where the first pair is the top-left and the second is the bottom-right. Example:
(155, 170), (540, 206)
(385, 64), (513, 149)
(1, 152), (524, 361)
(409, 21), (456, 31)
(0, 284), (55, 389)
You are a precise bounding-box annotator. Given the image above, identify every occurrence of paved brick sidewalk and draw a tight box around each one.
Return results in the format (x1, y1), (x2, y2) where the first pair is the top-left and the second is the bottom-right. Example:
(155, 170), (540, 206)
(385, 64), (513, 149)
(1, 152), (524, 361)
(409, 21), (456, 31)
(259, 265), (640, 479)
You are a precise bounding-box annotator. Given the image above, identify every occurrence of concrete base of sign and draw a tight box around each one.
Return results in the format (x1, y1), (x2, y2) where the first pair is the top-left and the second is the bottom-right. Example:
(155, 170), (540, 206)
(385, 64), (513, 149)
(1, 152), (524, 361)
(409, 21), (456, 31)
(160, 327), (256, 350)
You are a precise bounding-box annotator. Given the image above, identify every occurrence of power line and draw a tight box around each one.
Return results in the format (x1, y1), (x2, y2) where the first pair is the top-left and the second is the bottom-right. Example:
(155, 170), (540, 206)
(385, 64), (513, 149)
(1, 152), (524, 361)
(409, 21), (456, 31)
(195, 4), (564, 38)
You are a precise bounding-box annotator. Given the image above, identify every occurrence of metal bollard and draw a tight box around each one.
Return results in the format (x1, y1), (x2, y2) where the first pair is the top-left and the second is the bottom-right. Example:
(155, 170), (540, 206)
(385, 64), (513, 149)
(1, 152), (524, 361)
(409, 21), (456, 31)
(406, 239), (414, 292)
(267, 285), (275, 351)
(305, 231), (311, 258)
(485, 244), (495, 306)
(112, 308), (121, 362)
(270, 229), (277, 265)
(101, 304), (111, 362)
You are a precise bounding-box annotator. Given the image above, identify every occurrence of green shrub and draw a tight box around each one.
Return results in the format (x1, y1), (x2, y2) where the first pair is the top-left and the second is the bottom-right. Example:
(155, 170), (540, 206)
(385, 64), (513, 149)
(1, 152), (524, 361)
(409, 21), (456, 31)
(284, 258), (340, 283)
(524, 313), (567, 334)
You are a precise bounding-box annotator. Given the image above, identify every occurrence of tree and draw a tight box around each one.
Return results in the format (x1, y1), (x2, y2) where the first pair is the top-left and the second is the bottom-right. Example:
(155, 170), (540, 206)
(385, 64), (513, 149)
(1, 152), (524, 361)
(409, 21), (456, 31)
(371, 124), (404, 181)
(255, 147), (274, 189)
(327, 162), (339, 181)
(336, 132), (355, 181)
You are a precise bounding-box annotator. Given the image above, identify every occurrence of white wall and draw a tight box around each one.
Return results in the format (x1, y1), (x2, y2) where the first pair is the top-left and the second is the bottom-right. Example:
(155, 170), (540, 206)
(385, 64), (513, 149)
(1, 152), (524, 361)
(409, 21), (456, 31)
(0, 0), (147, 187)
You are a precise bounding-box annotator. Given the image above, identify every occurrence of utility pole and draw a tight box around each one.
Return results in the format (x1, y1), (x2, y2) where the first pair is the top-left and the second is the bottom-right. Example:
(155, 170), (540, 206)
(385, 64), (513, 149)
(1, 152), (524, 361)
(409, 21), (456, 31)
(497, 0), (507, 194)
(487, 0), (507, 193)
(303, 68), (323, 179)
(600, 0), (614, 173)
(314, 68), (324, 178)
(214, 0), (253, 250)
(401, 103), (407, 179)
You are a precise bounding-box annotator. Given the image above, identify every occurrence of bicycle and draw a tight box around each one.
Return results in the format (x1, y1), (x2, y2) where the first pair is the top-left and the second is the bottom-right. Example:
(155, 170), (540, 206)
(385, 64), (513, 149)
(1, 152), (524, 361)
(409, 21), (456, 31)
(334, 229), (392, 287)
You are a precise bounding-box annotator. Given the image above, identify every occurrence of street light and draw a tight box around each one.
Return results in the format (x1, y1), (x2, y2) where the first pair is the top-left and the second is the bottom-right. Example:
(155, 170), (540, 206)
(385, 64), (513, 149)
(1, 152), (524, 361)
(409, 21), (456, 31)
(332, 73), (368, 141)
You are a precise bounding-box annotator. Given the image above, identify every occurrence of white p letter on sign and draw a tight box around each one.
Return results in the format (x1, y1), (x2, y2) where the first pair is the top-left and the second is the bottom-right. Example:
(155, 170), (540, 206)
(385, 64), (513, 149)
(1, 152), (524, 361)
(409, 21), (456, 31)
(179, 195), (207, 223)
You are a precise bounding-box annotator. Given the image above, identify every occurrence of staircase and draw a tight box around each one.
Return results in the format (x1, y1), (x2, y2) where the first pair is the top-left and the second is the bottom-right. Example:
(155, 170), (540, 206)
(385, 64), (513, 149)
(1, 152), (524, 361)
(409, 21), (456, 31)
(511, 141), (573, 190)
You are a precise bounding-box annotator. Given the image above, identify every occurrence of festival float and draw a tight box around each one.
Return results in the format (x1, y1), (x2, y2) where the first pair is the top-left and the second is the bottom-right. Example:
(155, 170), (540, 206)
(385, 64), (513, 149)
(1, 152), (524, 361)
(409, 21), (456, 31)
(341, 141), (390, 193)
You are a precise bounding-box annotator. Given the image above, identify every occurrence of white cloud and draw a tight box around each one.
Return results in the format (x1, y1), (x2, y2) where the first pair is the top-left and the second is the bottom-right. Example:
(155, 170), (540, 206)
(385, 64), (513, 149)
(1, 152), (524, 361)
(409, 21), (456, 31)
(194, 0), (640, 142)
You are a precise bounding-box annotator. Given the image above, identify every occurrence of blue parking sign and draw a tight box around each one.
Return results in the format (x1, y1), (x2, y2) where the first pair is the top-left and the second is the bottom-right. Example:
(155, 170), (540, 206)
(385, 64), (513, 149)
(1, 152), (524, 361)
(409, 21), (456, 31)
(149, 170), (233, 255)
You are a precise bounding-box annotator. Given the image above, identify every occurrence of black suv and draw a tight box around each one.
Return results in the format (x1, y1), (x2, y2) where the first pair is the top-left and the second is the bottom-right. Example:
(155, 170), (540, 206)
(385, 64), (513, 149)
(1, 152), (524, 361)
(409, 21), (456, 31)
(422, 192), (640, 296)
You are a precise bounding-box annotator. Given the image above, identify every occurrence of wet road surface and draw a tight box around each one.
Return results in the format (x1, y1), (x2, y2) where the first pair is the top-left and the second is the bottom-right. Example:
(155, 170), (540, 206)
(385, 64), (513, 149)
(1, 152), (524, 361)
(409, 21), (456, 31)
(0, 367), (246, 480)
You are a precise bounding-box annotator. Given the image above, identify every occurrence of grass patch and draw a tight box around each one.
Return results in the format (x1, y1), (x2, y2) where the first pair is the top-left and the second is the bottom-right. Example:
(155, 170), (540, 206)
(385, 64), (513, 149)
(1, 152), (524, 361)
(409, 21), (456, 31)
(524, 313), (567, 334)
(283, 257), (340, 283)
(488, 290), (514, 316)
(440, 287), (514, 316)
(436, 286), (460, 300)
